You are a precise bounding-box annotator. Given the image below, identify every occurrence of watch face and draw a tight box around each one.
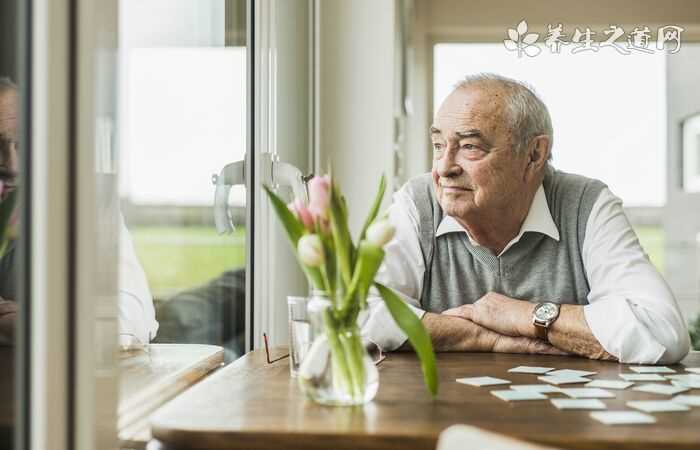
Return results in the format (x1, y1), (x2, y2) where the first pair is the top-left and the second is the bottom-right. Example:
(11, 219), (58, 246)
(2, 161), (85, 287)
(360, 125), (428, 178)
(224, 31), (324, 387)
(535, 303), (559, 321)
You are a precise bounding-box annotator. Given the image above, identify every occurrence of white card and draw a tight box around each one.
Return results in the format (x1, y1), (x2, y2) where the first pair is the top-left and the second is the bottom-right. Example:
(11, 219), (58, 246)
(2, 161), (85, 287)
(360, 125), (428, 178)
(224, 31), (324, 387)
(548, 369), (597, 378)
(585, 379), (634, 390)
(671, 395), (700, 406)
(538, 375), (591, 385)
(633, 383), (689, 396)
(511, 384), (562, 394)
(672, 379), (700, 389)
(590, 411), (657, 425)
(560, 388), (615, 399)
(508, 366), (555, 374)
(619, 373), (666, 382)
(627, 401), (690, 413)
(551, 399), (606, 410)
(491, 390), (547, 402)
(629, 366), (676, 374)
(664, 374), (700, 381)
(685, 368), (700, 374)
(456, 376), (511, 387)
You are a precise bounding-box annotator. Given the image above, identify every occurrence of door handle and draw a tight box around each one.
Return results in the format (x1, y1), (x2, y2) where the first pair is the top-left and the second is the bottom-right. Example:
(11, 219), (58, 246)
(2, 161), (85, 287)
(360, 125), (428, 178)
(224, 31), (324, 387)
(212, 153), (310, 235)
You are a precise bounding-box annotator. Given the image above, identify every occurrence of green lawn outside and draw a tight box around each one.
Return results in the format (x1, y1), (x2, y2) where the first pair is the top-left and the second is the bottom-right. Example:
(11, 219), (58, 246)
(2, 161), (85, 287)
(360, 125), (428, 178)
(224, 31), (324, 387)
(132, 224), (665, 299)
(132, 226), (246, 299)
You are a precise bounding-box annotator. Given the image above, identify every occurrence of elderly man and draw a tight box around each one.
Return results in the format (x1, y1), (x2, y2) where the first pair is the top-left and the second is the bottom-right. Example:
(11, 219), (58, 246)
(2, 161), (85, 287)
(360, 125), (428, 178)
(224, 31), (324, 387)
(0, 77), (158, 345)
(363, 73), (689, 364)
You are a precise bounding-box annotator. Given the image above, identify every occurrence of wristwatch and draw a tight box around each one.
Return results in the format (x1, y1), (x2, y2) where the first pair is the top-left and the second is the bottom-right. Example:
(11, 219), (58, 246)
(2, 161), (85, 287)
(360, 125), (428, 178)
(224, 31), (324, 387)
(532, 302), (560, 342)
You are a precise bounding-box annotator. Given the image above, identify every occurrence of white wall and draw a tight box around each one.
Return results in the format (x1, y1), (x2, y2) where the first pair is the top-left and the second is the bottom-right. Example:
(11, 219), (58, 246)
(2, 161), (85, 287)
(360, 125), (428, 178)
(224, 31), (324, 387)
(316, 0), (396, 235)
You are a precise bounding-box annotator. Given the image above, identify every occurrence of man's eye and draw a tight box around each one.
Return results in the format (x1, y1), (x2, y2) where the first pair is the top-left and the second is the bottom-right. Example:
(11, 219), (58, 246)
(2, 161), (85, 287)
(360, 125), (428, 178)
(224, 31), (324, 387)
(432, 143), (443, 150)
(461, 144), (478, 151)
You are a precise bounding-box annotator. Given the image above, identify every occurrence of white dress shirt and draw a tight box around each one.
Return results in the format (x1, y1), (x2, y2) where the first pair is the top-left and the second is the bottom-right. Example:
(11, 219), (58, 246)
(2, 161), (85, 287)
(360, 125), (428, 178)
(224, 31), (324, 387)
(119, 215), (159, 343)
(361, 181), (690, 364)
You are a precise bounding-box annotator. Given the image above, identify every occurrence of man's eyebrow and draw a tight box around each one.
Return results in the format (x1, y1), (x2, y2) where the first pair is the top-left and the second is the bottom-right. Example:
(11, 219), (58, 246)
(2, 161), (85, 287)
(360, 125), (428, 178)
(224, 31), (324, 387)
(455, 129), (484, 139)
(429, 126), (441, 135)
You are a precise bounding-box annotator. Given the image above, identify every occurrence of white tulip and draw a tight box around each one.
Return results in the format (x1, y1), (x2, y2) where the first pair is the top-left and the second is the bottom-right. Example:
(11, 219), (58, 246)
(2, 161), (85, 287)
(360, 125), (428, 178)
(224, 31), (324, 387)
(366, 220), (396, 247)
(298, 234), (325, 267)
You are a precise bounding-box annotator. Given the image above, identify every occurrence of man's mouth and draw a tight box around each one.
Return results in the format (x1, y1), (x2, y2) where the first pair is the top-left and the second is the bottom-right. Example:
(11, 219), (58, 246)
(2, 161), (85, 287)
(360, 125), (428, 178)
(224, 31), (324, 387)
(441, 185), (472, 192)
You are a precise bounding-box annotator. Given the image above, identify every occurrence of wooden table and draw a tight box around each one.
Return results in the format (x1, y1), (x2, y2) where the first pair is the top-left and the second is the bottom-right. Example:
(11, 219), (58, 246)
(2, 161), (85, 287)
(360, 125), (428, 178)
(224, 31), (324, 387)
(149, 348), (700, 450)
(119, 344), (224, 449)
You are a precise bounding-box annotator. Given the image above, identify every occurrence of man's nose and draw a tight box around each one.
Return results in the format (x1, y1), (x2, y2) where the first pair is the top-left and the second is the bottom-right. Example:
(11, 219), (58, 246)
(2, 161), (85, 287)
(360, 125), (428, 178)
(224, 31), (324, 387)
(436, 147), (462, 178)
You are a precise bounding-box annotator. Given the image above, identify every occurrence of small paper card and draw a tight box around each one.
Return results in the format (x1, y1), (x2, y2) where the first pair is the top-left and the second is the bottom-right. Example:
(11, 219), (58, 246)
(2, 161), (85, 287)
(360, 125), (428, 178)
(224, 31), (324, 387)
(629, 366), (676, 374)
(671, 395), (700, 406)
(590, 411), (657, 425)
(456, 376), (511, 387)
(627, 401), (690, 413)
(585, 379), (634, 390)
(551, 399), (606, 410)
(508, 366), (555, 374)
(685, 368), (700, 374)
(548, 369), (597, 378)
(633, 383), (689, 396)
(491, 390), (547, 402)
(538, 375), (591, 385)
(664, 374), (700, 381)
(511, 384), (562, 394)
(672, 379), (700, 389)
(619, 373), (666, 382)
(559, 388), (615, 399)
(666, 374), (700, 388)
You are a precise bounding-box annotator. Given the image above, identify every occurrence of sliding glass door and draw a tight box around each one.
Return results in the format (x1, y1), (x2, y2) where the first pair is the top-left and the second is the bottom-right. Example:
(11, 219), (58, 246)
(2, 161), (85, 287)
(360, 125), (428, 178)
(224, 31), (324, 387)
(20, 0), (315, 448)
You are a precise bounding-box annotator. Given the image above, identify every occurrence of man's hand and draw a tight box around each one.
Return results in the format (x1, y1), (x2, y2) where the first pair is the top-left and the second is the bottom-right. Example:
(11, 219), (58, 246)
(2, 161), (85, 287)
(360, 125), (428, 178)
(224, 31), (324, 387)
(0, 298), (17, 346)
(444, 292), (533, 337)
(445, 292), (616, 361)
(418, 312), (566, 356)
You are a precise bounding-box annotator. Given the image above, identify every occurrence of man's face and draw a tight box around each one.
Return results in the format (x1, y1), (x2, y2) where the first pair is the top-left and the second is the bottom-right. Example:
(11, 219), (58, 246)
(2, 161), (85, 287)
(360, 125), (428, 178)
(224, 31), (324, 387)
(430, 86), (529, 221)
(0, 89), (19, 196)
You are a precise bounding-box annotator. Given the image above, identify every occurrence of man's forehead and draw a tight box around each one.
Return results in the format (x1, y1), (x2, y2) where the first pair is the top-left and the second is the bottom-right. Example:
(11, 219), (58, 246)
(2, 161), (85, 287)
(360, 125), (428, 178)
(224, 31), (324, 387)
(432, 87), (507, 136)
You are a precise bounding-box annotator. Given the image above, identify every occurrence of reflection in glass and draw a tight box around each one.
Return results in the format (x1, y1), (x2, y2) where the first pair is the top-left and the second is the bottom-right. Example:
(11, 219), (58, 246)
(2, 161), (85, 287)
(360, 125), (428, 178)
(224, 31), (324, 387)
(118, 0), (248, 364)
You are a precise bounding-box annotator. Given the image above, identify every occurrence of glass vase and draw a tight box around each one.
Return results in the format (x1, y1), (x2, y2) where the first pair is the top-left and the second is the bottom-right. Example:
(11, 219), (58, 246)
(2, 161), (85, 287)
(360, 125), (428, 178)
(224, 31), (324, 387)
(297, 293), (379, 406)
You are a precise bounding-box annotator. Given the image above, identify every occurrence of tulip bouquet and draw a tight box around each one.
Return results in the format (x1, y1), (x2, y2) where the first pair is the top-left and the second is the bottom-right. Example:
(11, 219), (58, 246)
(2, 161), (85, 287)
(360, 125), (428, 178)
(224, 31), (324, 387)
(264, 174), (437, 403)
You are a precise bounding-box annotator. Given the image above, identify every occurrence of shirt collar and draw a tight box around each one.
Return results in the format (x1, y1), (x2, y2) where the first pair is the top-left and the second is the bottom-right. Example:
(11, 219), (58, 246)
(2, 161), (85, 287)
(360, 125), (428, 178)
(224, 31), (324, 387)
(435, 185), (560, 255)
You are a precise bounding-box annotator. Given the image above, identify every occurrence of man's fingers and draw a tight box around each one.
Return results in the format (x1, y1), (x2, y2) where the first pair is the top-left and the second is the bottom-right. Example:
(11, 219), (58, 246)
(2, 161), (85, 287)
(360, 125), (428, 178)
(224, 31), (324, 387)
(443, 305), (473, 320)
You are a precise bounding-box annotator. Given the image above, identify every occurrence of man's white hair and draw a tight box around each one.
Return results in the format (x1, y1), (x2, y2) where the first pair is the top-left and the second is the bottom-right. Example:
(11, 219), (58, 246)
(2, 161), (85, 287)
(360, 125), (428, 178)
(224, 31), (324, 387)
(454, 73), (553, 159)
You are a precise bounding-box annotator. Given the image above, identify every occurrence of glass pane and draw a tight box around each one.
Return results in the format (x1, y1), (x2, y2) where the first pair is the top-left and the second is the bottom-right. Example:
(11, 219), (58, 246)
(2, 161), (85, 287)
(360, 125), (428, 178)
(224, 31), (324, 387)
(118, 0), (247, 359)
(433, 41), (700, 350)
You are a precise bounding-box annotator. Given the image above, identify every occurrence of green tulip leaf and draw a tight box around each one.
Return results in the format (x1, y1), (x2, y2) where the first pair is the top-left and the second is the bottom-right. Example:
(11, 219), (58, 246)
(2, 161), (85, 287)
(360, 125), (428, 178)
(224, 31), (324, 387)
(263, 184), (305, 245)
(375, 282), (438, 397)
(358, 174), (386, 243)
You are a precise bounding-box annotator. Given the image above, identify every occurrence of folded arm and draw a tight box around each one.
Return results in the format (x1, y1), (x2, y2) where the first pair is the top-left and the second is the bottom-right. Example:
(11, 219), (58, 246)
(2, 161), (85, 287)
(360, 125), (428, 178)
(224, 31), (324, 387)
(447, 189), (690, 364)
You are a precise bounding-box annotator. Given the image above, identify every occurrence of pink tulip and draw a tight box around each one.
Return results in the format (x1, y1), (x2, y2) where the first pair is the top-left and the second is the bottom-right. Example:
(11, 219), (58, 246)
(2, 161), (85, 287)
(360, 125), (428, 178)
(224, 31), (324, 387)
(308, 175), (331, 221)
(293, 199), (314, 231)
(288, 199), (316, 231)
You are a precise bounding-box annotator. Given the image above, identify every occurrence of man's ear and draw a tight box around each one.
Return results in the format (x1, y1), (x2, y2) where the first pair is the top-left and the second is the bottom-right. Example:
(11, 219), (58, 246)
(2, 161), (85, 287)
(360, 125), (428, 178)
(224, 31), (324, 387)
(525, 135), (550, 179)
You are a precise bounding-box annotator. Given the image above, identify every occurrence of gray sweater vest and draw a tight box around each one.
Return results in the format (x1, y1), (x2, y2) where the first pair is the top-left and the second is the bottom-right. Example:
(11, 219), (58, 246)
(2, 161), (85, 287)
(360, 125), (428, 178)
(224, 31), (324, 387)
(405, 166), (606, 311)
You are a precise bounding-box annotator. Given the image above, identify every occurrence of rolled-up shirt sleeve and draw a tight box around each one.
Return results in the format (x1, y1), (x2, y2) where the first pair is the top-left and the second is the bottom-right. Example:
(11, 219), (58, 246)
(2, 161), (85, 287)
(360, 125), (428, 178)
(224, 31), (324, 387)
(359, 189), (426, 351)
(582, 188), (690, 364)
